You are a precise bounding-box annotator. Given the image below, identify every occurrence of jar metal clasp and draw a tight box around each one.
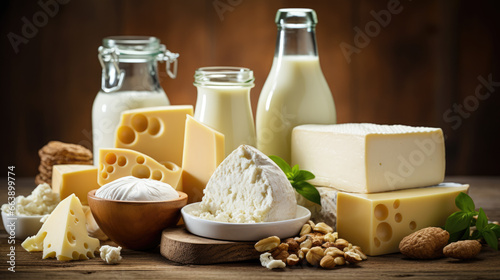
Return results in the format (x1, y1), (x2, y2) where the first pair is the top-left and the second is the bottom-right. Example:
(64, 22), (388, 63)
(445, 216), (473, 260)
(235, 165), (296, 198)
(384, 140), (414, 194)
(158, 49), (179, 79)
(98, 46), (125, 92)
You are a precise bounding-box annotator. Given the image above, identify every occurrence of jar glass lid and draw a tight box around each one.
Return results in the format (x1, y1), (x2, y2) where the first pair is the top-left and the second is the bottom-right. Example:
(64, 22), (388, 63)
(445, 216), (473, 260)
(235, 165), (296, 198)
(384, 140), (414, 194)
(193, 67), (255, 87)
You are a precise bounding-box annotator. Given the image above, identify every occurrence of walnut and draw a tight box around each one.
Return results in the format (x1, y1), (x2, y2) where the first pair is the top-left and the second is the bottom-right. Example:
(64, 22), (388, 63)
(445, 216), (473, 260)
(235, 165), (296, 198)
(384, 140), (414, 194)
(399, 227), (449, 259)
(312, 236), (324, 247)
(352, 246), (368, 260)
(443, 240), (482, 259)
(298, 248), (309, 260)
(294, 235), (307, 243)
(307, 220), (316, 228)
(286, 254), (300, 266)
(344, 250), (362, 264)
(270, 243), (289, 262)
(299, 236), (312, 249)
(313, 222), (334, 234)
(333, 238), (350, 250)
(300, 224), (312, 236)
(284, 238), (299, 254)
(334, 256), (346, 265)
(254, 236), (281, 252)
(324, 247), (345, 258)
(324, 232), (338, 243)
(319, 255), (335, 269)
(306, 246), (324, 266)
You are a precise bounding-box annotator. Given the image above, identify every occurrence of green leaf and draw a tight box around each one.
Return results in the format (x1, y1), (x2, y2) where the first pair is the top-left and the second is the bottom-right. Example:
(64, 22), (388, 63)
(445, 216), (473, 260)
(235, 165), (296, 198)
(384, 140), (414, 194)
(470, 229), (481, 240)
(269, 155), (292, 174)
(294, 181), (321, 206)
(448, 229), (467, 243)
(294, 170), (315, 182)
(483, 229), (498, 250)
(476, 208), (488, 230)
(455, 192), (475, 212)
(291, 164), (300, 177)
(486, 223), (500, 238)
(445, 211), (473, 234)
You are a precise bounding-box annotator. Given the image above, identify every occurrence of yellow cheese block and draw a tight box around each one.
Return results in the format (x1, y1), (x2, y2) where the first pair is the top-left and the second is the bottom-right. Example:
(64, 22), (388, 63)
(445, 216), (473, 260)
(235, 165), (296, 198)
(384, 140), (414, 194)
(337, 183), (469, 256)
(115, 105), (193, 166)
(52, 165), (100, 205)
(21, 194), (99, 261)
(182, 115), (225, 203)
(98, 148), (182, 190)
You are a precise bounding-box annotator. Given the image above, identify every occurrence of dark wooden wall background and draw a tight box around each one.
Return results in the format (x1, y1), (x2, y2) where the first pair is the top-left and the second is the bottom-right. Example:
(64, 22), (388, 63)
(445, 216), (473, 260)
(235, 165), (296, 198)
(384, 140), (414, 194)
(1, 0), (499, 177)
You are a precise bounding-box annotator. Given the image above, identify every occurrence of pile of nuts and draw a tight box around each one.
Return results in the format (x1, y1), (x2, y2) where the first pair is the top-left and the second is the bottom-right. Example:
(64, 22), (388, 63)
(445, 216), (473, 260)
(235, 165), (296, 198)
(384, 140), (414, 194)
(254, 220), (367, 269)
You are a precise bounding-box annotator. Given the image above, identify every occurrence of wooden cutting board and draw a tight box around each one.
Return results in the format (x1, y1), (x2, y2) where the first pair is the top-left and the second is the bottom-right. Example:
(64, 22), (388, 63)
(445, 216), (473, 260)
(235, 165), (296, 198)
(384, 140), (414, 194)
(160, 227), (260, 264)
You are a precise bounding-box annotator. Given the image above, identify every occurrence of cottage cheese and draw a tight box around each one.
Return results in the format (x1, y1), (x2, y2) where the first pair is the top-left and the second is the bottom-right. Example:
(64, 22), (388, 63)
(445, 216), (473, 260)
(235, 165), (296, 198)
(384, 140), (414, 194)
(1, 183), (60, 216)
(100, 245), (122, 264)
(194, 145), (297, 223)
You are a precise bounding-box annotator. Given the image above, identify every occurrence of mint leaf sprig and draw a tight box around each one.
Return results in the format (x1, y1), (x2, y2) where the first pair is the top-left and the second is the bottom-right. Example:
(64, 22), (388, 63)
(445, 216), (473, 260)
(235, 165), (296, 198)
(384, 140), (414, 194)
(445, 192), (500, 250)
(269, 155), (321, 206)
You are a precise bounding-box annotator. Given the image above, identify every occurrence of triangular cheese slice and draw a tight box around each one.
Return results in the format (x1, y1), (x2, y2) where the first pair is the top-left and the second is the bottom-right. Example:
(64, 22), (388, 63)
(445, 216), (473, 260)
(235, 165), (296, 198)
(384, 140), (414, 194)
(21, 194), (100, 261)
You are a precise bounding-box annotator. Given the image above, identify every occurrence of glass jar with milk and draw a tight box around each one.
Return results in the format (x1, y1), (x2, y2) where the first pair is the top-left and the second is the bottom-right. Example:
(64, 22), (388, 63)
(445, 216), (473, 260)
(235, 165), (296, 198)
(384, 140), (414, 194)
(256, 8), (337, 163)
(92, 36), (179, 160)
(193, 67), (256, 156)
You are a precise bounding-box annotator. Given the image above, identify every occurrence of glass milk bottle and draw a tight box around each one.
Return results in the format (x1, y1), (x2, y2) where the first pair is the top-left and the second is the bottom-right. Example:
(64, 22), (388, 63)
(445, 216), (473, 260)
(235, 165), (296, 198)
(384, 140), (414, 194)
(193, 67), (256, 155)
(92, 36), (179, 161)
(256, 8), (337, 163)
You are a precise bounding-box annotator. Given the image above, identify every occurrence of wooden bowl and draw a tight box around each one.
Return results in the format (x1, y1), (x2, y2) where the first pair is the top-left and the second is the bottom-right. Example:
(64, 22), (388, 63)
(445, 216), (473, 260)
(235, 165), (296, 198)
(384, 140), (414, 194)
(87, 189), (187, 250)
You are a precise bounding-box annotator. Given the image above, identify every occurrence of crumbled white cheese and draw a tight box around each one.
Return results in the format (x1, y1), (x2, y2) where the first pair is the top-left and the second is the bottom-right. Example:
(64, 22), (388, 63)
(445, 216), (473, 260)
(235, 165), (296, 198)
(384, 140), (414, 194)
(100, 245), (122, 264)
(1, 183), (60, 216)
(192, 145), (297, 223)
(260, 252), (286, 269)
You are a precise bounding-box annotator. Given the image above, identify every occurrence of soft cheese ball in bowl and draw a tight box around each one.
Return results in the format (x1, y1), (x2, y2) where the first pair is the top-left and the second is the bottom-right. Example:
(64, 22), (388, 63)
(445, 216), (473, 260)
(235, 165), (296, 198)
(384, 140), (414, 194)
(88, 177), (187, 250)
(195, 145), (297, 223)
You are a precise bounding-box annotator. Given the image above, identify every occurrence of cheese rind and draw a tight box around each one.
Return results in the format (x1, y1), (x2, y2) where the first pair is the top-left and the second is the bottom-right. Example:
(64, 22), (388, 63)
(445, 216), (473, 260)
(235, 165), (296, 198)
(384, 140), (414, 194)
(181, 115), (225, 203)
(98, 148), (182, 190)
(292, 123), (446, 193)
(52, 165), (100, 205)
(21, 194), (100, 261)
(115, 105), (193, 166)
(194, 145), (297, 223)
(336, 183), (469, 256)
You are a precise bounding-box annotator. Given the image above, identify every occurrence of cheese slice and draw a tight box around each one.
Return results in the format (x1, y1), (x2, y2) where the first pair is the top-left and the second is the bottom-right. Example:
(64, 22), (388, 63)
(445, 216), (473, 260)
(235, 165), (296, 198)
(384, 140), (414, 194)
(51, 165), (100, 205)
(115, 105), (193, 166)
(98, 148), (182, 190)
(292, 123), (446, 193)
(21, 194), (100, 261)
(336, 183), (469, 256)
(182, 115), (225, 203)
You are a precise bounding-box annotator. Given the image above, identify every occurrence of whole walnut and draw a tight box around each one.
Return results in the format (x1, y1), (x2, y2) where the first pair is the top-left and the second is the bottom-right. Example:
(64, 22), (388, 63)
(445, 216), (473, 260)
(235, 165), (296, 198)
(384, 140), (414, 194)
(399, 227), (449, 259)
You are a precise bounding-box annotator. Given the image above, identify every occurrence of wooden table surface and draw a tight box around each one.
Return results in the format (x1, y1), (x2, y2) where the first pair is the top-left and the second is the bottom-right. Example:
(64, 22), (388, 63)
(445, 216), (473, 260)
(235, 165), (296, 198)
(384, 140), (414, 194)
(1, 177), (499, 279)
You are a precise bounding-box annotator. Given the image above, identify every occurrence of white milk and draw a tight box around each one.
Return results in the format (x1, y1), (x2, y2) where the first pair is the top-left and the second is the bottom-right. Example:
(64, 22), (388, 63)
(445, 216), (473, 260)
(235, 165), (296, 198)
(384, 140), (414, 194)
(92, 91), (169, 161)
(256, 56), (336, 163)
(194, 86), (255, 156)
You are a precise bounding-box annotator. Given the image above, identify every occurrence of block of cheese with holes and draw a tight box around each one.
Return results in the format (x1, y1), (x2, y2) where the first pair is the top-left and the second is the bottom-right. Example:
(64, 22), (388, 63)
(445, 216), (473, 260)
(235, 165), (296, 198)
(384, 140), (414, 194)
(292, 123), (446, 193)
(182, 115), (225, 203)
(52, 165), (100, 205)
(115, 105), (193, 166)
(21, 194), (99, 260)
(336, 183), (469, 256)
(98, 148), (182, 190)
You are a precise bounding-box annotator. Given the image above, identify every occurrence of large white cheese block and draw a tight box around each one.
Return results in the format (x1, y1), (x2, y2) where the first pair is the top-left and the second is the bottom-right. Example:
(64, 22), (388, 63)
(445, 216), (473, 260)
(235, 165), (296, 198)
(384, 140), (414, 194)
(337, 183), (469, 256)
(291, 123), (445, 193)
(194, 145), (297, 223)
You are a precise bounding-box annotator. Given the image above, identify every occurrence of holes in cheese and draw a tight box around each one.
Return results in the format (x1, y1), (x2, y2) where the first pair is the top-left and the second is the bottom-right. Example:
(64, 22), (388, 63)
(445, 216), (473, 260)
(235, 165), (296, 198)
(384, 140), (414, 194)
(98, 148), (182, 190)
(336, 183), (469, 256)
(21, 194), (100, 261)
(114, 105), (193, 166)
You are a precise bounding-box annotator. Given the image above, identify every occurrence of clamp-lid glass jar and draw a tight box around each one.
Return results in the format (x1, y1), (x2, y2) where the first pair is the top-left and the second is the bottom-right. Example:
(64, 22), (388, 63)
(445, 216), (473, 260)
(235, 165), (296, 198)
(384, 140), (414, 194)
(92, 36), (179, 160)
